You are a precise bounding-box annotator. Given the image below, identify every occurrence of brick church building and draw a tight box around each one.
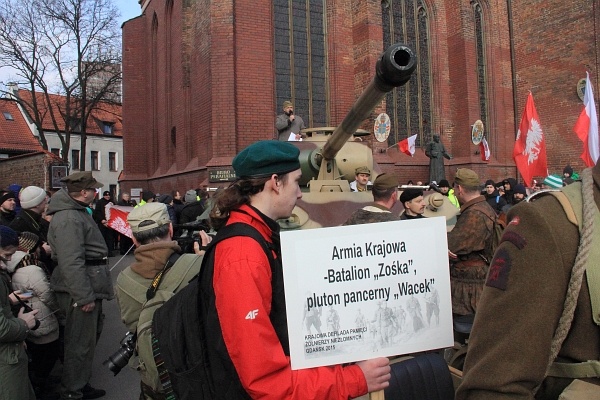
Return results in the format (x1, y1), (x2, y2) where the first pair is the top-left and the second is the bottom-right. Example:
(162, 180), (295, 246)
(121, 0), (599, 194)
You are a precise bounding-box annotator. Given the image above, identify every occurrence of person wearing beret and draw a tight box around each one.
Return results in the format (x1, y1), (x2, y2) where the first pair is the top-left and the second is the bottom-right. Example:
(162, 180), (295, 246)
(457, 166), (600, 398)
(399, 188), (426, 220)
(275, 100), (306, 141)
(204, 140), (391, 399)
(447, 168), (495, 317)
(350, 166), (373, 192)
(343, 173), (400, 225)
(46, 171), (110, 399)
(0, 190), (17, 226)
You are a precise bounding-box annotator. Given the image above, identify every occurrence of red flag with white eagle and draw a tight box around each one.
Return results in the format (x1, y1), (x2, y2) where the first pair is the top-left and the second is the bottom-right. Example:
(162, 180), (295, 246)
(106, 204), (134, 238)
(573, 71), (599, 167)
(479, 137), (490, 161)
(513, 92), (548, 187)
(398, 134), (417, 156)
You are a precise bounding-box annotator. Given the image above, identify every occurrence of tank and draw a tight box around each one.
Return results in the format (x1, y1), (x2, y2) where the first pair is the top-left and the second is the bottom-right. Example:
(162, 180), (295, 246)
(278, 43), (421, 229)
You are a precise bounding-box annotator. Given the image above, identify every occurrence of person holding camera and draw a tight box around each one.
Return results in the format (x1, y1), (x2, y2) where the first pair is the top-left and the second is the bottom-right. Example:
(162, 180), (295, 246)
(0, 225), (39, 400)
(115, 202), (210, 399)
(275, 100), (306, 141)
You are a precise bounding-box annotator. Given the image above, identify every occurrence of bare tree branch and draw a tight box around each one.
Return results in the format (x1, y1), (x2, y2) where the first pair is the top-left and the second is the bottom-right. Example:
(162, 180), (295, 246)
(0, 0), (122, 168)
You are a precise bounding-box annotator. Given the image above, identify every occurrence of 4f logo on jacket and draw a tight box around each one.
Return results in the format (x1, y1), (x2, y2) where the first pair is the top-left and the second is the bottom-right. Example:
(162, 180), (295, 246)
(245, 309), (259, 320)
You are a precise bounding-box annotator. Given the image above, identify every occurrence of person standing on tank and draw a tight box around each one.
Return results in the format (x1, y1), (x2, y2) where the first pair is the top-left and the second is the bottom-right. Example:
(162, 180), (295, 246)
(276, 100), (306, 141)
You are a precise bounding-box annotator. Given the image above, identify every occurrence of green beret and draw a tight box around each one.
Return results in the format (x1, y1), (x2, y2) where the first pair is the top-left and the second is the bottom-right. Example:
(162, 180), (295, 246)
(454, 168), (480, 188)
(372, 173), (398, 191)
(400, 188), (423, 203)
(233, 140), (300, 178)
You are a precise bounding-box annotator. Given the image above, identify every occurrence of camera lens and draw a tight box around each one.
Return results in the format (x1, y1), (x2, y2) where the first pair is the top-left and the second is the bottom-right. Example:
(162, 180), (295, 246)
(103, 332), (136, 376)
(103, 347), (132, 375)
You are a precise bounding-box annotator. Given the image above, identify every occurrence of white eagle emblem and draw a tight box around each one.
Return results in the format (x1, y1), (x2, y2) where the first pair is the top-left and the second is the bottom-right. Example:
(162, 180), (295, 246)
(517, 118), (544, 165)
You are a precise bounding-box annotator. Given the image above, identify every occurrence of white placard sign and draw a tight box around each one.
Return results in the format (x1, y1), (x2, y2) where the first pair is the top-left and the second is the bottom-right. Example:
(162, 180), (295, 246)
(281, 217), (453, 370)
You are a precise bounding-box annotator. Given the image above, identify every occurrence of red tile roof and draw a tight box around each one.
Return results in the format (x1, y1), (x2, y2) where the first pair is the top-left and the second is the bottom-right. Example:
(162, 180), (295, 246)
(16, 90), (122, 136)
(0, 99), (43, 153)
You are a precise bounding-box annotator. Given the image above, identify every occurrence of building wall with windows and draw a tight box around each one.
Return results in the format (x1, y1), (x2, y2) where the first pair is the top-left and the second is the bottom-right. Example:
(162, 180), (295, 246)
(122, 0), (599, 193)
(42, 132), (123, 193)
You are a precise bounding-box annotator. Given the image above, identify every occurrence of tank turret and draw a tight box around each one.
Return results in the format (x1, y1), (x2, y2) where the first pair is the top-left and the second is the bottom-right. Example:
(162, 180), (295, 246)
(280, 43), (424, 230)
(298, 43), (417, 193)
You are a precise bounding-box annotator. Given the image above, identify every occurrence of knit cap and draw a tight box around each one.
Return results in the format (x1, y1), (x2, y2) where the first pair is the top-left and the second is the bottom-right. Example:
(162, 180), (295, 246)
(19, 186), (47, 209)
(184, 190), (197, 203)
(18, 232), (40, 253)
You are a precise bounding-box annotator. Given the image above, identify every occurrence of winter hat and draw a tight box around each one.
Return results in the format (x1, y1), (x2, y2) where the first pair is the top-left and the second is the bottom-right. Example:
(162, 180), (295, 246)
(141, 190), (156, 202)
(157, 194), (173, 204)
(19, 186), (47, 209)
(0, 225), (19, 249)
(543, 174), (563, 189)
(18, 232), (40, 253)
(0, 190), (16, 205)
(438, 179), (450, 188)
(513, 184), (527, 196)
(563, 165), (574, 177)
(184, 190), (197, 203)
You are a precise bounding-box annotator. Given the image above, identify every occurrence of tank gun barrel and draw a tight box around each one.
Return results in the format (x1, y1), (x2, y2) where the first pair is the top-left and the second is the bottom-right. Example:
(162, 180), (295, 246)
(321, 44), (417, 161)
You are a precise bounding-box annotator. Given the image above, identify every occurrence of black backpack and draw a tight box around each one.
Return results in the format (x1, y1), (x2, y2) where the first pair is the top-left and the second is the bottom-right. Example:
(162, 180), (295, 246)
(151, 223), (277, 400)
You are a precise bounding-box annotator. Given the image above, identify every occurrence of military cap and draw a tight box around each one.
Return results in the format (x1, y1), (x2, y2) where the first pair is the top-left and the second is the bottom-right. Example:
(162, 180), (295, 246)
(400, 188), (424, 204)
(355, 166), (371, 176)
(61, 171), (103, 192)
(283, 101), (293, 108)
(233, 140), (300, 178)
(372, 173), (398, 191)
(127, 202), (171, 233)
(454, 168), (480, 188)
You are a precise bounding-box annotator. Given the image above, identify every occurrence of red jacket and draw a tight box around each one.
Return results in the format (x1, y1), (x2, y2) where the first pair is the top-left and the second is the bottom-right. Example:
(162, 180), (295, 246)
(212, 204), (368, 399)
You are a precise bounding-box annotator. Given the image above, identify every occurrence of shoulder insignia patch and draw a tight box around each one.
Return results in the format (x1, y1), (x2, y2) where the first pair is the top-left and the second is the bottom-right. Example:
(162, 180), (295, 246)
(500, 231), (527, 250)
(508, 215), (520, 226)
(486, 248), (511, 290)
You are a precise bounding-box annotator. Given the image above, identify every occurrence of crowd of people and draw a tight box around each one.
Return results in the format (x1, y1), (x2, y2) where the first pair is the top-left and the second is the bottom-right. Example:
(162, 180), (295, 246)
(1, 132), (593, 400)
(0, 173), (214, 400)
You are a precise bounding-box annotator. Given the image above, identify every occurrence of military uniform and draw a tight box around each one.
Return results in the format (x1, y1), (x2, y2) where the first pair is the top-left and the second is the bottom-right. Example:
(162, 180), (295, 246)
(456, 166), (600, 399)
(447, 195), (495, 315)
(343, 204), (399, 225)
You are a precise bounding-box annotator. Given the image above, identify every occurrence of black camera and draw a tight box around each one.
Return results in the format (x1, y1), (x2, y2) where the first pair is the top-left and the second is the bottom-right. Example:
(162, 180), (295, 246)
(103, 331), (136, 376)
(173, 220), (211, 254)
